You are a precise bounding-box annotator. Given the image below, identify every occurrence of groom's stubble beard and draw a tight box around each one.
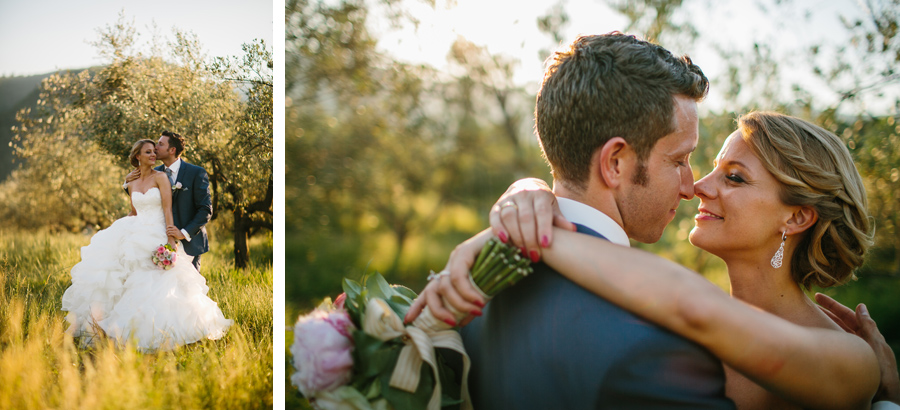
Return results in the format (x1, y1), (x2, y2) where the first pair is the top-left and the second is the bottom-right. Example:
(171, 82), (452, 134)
(631, 160), (649, 186)
(618, 173), (678, 244)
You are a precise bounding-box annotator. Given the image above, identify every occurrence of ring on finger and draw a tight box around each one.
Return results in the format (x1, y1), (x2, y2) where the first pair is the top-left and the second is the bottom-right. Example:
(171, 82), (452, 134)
(500, 201), (518, 211)
(427, 270), (449, 281)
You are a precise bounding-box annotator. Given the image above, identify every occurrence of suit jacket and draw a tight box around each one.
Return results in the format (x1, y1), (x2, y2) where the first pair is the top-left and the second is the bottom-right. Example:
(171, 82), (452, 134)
(460, 224), (735, 409)
(154, 161), (212, 257)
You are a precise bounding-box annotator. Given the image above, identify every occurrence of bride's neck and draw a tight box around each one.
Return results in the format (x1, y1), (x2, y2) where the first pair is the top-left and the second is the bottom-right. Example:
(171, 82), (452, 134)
(139, 165), (154, 178)
(727, 258), (802, 307)
(725, 258), (825, 327)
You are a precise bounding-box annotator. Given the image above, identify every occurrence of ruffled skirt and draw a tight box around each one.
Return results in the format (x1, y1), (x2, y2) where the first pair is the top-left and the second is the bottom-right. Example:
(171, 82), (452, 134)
(61, 214), (231, 351)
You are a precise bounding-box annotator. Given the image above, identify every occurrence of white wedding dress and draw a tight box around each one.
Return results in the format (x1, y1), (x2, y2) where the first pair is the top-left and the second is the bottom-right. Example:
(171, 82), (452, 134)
(61, 187), (232, 351)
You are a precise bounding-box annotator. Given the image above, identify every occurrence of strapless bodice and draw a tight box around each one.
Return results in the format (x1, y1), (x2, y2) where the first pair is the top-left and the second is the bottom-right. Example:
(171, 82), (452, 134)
(131, 187), (165, 221)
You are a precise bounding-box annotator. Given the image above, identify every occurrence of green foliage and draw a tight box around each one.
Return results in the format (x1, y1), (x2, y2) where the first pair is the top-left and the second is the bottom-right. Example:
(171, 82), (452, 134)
(0, 74), (48, 180)
(0, 229), (273, 409)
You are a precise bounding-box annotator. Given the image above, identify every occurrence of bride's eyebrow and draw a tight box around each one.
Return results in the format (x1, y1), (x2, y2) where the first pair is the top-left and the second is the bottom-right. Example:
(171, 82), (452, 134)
(722, 160), (749, 172)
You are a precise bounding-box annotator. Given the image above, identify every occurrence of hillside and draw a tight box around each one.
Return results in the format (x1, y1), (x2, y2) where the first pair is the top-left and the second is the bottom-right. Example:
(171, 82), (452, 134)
(0, 72), (54, 180)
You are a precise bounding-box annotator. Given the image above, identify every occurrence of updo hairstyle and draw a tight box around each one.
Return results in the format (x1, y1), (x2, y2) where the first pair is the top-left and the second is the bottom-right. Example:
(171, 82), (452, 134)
(738, 112), (872, 288)
(129, 139), (157, 167)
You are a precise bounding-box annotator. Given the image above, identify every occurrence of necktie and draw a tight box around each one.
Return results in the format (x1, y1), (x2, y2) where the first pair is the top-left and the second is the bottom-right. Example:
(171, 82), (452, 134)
(166, 167), (175, 185)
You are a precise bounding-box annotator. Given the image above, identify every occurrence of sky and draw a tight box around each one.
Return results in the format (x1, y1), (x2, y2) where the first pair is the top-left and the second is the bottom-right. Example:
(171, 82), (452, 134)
(0, 0), (273, 76)
(367, 0), (870, 111)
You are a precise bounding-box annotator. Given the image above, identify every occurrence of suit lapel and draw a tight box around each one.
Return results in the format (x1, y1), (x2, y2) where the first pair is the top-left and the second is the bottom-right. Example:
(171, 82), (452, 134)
(171, 161), (187, 198)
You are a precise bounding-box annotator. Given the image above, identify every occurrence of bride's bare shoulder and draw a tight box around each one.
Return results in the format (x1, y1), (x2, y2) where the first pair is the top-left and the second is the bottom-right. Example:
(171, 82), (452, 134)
(152, 170), (170, 186)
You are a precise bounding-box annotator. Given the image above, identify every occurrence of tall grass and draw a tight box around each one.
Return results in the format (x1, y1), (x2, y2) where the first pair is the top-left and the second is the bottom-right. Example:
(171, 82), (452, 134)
(0, 229), (273, 409)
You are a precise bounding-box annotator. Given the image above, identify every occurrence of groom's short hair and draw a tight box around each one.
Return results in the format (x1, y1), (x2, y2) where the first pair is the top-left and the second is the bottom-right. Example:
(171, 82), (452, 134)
(161, 130), (185, 156)
(535, 32), (708, 191)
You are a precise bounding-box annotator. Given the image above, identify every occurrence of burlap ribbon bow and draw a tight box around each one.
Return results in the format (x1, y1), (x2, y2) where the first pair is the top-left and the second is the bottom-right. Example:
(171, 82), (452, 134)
(362, 298), (472, 410)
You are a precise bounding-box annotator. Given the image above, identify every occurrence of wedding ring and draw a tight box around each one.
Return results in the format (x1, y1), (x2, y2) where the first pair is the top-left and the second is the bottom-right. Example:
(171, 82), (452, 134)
(500, 201), (518, 210)
(427, 270), (449, 281)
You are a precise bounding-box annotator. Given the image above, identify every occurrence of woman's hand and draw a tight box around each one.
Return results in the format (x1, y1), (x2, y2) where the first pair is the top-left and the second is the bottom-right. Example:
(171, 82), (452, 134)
(490, 178), (575, 263)
(816, 293), (900, 404)
(167, 236), (178, 250)
(405, 229), (493, 327)
(125, 168), (141, 183)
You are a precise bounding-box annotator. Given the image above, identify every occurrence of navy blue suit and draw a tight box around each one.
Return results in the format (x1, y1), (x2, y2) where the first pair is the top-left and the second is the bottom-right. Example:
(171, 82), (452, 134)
(155, 161), (212, 270)
(461, 224), (734, 409)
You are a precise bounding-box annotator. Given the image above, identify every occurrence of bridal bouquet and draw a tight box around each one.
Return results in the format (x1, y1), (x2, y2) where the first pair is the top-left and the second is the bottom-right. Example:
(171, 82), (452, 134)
(417, 237), (534, 323)
(152, 244), (177, 270)
(290, 238), (531, 410)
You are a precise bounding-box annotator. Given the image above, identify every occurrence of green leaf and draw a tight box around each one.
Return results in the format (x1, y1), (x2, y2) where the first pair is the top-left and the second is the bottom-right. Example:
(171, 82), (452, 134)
(384, 298), (410, 321)
(343, 278), (362, 300)
(366, 272), (394, 302)
(436, 350), (463, 407)
(379, 357), (434, 410)
(391, 284), (418, 300)
(351, 331), (402, 381)
(389, 293), (413, 307)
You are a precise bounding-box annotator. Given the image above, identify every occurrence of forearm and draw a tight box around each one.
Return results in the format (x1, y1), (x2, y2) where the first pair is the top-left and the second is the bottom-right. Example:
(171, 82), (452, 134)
(542, 228), (878, 408)
(164, 209), (175, 230)
(158, 176), (176, 232)
(183, 206), (211, 237)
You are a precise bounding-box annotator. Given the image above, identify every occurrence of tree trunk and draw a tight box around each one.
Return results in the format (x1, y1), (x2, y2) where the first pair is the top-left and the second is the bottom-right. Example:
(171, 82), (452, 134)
(233, 206), (250, 269)
(388, 223), (409, 275)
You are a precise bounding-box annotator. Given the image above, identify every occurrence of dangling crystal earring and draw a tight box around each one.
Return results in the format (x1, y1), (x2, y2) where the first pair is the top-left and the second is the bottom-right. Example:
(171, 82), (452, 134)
(770, 232), (786, 268)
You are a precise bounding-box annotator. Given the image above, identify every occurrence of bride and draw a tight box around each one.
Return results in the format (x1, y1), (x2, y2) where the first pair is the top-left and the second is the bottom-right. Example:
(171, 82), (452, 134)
(61, 139), (232, 351)
(408, 112), (900, 408)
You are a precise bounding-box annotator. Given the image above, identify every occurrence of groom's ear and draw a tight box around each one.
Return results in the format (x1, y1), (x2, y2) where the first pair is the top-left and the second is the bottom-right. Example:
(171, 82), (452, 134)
(785, 206), (818, 236)
(596, 137), (635, 189)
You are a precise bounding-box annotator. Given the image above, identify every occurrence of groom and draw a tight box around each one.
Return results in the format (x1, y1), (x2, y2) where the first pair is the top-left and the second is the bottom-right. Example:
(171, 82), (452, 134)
(409, 33), (734, 408)
(127, 131), (212, 271)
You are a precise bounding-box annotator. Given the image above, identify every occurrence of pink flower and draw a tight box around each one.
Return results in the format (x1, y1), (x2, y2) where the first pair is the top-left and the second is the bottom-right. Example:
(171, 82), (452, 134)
(333, 293), (347, 310)
(157, 246), (165, 253)
(290, 309), (356, 398)
(163, 260), (171, 265)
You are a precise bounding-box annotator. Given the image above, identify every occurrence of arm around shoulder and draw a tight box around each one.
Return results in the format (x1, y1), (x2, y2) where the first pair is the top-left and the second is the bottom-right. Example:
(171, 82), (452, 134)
(540, 228), (879, 409)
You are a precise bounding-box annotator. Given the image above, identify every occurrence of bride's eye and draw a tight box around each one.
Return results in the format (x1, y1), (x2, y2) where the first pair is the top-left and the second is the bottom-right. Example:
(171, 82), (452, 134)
(725, 173), (745, 183)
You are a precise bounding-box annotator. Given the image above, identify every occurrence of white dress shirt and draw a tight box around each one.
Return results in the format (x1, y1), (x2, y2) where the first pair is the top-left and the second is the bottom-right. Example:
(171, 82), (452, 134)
(557, 197), (630, 247)
(165, 158), (183, 184)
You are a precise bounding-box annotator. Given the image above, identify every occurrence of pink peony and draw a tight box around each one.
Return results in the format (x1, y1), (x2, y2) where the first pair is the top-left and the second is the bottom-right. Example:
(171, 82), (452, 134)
(333, 293), (347, 310)
(290, 309), (356, 398)
(157, 246), (165, 253)
(163, 260), (171, 265)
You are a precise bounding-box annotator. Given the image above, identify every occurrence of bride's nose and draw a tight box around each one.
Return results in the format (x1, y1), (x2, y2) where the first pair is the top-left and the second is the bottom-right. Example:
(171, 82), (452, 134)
(694, 172), (715, 199)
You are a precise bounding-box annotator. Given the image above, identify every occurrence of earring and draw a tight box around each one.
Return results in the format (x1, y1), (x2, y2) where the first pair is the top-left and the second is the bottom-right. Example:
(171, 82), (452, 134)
(770, 232), (786, 268)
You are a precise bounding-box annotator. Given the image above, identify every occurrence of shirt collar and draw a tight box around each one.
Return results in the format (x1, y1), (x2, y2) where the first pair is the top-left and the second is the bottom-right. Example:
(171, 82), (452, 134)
(166, 158), (182, 175)
(557, 197), (630, 247)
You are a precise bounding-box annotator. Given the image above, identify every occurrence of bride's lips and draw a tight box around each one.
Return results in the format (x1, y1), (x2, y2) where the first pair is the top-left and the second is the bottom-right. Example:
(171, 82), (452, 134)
(695, 207), (723, 221)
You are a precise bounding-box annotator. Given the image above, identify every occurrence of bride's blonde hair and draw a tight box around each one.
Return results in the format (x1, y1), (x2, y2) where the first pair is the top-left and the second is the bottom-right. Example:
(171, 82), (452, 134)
(129, 139), (157, 167)
(738, 112), (872, 289)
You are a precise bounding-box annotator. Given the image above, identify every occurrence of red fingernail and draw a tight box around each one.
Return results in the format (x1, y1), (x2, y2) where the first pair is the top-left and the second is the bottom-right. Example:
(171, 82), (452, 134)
(443, 318), (457, 326)
(519, 247), (526, 255)
(498, 231), (508, 243)
(541, 235), (549, 248)
(470, 310), (482, 317)
(529, 250), (540, 263)
(473, 300), (485, 308)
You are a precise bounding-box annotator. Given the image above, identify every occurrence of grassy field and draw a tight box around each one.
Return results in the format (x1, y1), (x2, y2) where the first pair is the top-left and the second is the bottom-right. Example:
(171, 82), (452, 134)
(0, 229), (273, 409)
